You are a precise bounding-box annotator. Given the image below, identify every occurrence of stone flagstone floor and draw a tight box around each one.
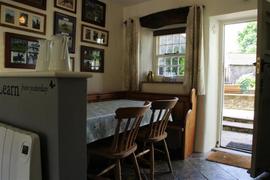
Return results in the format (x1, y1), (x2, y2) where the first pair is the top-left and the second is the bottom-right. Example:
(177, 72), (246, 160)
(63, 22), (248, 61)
(90, 153), (270, 180)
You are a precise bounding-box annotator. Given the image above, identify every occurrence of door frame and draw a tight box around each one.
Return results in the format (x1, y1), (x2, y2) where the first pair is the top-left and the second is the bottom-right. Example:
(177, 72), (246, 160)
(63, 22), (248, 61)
(216, 17), (257, 149)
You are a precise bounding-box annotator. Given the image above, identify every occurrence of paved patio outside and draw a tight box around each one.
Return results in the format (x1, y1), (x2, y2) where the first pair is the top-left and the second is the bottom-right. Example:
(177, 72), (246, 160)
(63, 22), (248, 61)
(223, 109), (254, 120)
(221, 130), (253, 149)
(221, 109), (254, 151)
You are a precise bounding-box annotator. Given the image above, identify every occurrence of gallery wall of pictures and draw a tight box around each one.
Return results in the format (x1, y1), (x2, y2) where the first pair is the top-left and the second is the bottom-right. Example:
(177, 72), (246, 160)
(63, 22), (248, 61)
(0, 0), (109, 73)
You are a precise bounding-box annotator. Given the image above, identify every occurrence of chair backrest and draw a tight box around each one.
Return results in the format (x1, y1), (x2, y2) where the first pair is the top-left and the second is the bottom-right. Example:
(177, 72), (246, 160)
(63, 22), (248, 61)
(147, 97), (178, 139)
(111, 102), (151, 153)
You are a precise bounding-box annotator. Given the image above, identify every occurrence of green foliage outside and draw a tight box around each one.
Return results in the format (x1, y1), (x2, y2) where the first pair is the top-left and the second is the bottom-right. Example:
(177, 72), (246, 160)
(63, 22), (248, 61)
(178, 56), (185, 76)
(237, 22), (257, 53)
(236, 75), (255, 93)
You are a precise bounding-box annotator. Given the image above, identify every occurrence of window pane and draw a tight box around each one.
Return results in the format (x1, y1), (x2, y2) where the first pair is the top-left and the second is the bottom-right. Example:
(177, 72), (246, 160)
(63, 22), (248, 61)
(158, 58), (165, 66)
(179, 44), (186, 53)
(165, 67), (171, 76)
(159, 66), (164, 75)
(173, 45), (180, 53)
(173, 34), (180, 44)
(172, 67), (178, 76)
(165, 58), (171, 66)
(159, 45), (166, 54)
(180, 34), (186, 44)
(160, 36), (167, 45)
(166, 45), (173, 54)
(172, 57), (178, 65)
(167, 35), (173, 44)
(179, 56), (185, 76)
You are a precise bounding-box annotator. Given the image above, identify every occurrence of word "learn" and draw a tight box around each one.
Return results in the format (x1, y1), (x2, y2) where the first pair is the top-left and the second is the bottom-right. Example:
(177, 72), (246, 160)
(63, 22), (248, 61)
(0, 85), (19, 96)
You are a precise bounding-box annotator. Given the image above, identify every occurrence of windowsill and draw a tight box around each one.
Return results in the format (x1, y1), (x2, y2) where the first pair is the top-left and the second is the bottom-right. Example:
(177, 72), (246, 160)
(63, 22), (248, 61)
(142, 81), (183, 84)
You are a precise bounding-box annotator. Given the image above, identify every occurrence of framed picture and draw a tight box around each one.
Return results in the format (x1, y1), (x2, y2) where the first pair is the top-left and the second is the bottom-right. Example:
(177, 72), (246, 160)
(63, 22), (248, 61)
(54, 12), (76, 53)
(82, 0), (106, 27)
(12, 0), (47, 10)
(70, 57), (75, 71)
(55, 0), (77, 13)
(0, 2), (46, 35)
(5, 32), (40, 69)
(80, 46), (104, 73)
(81, 25), (109, 46)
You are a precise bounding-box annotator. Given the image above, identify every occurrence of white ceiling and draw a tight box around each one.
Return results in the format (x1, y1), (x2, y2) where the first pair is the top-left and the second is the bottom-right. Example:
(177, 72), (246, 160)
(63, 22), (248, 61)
(111, 0), (153, 6)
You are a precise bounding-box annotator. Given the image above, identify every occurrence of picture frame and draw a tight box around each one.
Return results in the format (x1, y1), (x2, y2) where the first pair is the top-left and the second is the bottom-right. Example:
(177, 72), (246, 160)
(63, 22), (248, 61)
(82, 0), (106, 27)
(81, 24), (109, 46)
(5, 32), (40, 69)
(54, 12), (76, 53)
(12, 0), (47, 10)
(0, 2), (46, 35)
(55, 0), (77, 13)
(80, 46), (104, 73)
(70, 57), (75, 71)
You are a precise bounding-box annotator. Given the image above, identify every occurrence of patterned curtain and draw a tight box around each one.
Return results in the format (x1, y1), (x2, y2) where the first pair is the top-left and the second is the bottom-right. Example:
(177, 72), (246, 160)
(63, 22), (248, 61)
(123, 18), (141, 91)
(186, 5), (205, 95)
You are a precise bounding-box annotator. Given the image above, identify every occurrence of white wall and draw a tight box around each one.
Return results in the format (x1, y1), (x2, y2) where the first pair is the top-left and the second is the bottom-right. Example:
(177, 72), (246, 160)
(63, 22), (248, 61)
(124, 0), (257, 152)
(0, 0), (124, 93)
(140, 27), (153, 81)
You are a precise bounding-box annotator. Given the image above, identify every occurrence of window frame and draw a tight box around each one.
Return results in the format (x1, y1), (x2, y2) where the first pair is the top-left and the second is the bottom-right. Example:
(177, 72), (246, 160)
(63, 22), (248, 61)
(153, 32), (186, 82)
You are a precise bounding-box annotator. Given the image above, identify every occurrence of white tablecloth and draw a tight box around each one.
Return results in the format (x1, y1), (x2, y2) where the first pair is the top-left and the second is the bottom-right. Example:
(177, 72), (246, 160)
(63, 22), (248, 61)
(86, 99), (151, 143)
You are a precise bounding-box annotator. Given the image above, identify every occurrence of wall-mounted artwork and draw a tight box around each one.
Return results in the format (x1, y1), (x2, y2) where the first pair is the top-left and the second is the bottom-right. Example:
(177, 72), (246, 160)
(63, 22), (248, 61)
(80, 46), (104, 73)
(12, 0), (47, 10)
(0, 2), (46, 35)
(81, 24), (109, 46)
(82, 0), (106, 27)
(54, 12), (76, 53)
(5, 32), (40, 69)
(55, 0), (77, 13)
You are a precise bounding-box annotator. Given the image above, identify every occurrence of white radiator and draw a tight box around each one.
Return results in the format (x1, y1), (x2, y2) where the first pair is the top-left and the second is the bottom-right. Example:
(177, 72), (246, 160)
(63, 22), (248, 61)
(0, 123), (42, 180)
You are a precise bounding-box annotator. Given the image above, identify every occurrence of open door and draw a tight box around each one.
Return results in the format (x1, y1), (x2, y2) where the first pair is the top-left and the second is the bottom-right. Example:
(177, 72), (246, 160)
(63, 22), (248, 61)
(250, 0), (270, 177)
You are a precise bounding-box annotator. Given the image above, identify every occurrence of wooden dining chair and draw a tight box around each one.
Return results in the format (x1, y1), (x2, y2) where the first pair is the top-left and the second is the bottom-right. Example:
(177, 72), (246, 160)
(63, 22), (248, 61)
(87, 102), (150, 180)
(136, 97), (178, 180)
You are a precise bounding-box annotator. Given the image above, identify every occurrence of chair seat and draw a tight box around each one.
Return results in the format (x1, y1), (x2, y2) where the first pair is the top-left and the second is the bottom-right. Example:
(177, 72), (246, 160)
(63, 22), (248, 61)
(88, 137), (138, 159)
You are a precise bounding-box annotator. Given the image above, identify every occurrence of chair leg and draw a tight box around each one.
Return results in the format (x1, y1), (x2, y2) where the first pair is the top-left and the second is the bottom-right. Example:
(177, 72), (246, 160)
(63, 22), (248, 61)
(132, 152), (142, 180)
(150, 143), (155, 180)
(163, 139), (173, 173)
(115, 160), (122, 180)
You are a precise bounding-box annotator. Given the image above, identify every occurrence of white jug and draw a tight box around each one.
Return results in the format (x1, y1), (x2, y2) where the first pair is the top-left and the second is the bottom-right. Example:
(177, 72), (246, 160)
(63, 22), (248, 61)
(48, 35), (71, 71)
(35, 39), (51, 71)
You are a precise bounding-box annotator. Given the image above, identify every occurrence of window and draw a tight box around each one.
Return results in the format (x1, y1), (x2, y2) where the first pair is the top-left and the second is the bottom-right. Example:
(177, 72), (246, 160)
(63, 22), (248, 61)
(155, 33), (186, 81)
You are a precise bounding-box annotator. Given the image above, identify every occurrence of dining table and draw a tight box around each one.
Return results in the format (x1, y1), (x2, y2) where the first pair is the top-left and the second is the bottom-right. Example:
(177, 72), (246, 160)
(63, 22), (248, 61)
(86, 99), (153, 143)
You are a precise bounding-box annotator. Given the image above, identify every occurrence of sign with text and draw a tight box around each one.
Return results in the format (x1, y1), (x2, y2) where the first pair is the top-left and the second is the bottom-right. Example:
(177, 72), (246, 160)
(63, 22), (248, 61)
(0, 79), (56, 97)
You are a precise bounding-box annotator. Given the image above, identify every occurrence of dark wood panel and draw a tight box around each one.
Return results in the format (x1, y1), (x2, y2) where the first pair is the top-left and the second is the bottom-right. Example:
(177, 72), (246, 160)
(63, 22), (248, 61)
(153, 27), (186, 36)
(251, 0), (270, 177)
(140, 6), (190, 29)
